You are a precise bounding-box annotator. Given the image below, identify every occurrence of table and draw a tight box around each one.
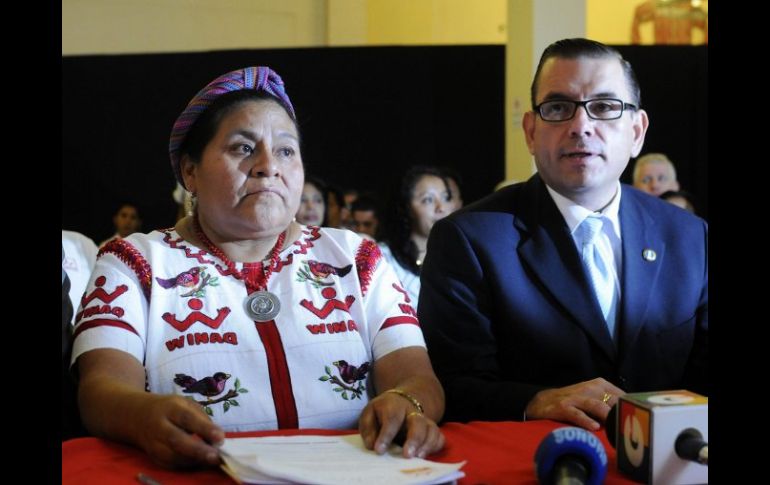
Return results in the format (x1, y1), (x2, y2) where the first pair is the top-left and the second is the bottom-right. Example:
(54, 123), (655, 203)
(63, 420), (637, 484)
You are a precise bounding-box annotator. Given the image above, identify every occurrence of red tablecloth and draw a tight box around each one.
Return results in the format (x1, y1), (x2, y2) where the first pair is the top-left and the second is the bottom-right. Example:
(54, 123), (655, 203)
(62, 420), (637, 484)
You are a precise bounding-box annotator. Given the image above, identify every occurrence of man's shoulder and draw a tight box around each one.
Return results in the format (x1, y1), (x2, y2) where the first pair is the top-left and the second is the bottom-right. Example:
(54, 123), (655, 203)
(450, 179), (533, 222)
(621, 185), (706, 227)
(620, 185), (707, 246)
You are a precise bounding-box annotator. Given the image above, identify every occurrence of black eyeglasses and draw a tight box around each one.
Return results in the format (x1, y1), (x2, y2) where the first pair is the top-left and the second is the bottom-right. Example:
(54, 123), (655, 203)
(534, 98), (638, 122)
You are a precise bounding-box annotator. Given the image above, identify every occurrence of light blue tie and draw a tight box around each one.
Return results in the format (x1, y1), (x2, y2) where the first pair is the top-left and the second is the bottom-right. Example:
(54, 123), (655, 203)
(578, 216), (616, 337)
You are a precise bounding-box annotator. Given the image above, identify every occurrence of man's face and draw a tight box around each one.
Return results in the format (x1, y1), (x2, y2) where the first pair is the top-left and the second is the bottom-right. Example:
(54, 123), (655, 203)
(352, 210), (378, 238)
(634, 161), (679, 196)
(523, 56), (649, 208)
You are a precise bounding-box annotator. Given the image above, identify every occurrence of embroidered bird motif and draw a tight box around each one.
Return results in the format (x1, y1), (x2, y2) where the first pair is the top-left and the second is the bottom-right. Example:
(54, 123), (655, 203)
(156, 267), (202, 289)
(333, 360), (370, 384)
(307, 260), (352, 279)
(173, 372), (231, 397)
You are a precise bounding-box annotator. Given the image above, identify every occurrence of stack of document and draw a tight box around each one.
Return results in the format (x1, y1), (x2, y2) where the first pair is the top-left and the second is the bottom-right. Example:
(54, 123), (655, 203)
(219, 434), (466, 484)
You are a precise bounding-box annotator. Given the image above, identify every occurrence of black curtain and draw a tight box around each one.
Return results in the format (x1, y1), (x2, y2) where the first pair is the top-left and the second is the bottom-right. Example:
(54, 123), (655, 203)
(616, 45), (708, 218)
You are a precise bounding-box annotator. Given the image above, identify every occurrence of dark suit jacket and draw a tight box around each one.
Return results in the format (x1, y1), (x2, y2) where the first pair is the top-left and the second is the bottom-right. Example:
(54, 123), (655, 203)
(419, 174), (708, 422)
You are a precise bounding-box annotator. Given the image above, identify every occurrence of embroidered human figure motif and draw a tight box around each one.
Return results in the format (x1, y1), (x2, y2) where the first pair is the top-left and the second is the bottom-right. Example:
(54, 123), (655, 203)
(300, 287), (356, 318)
(81, 275), (128, 306)
(162, 298), (231, 332)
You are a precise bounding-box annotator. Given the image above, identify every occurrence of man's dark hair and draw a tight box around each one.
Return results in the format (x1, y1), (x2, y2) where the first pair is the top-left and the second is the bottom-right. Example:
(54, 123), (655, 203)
(530, 38), (641, 109)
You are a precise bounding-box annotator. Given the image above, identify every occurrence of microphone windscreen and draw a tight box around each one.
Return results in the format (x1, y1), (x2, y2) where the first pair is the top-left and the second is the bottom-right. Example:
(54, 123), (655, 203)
(534, 426), (608, 485)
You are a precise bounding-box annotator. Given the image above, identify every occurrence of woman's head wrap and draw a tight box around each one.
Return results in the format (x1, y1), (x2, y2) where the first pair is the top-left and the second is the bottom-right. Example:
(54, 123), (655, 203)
(168, 66), (295, 188)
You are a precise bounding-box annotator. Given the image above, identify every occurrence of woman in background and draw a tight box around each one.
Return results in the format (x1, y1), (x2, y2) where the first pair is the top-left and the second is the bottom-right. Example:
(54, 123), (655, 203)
(296, 176), (328, 226)
(379, 166), (452, 305)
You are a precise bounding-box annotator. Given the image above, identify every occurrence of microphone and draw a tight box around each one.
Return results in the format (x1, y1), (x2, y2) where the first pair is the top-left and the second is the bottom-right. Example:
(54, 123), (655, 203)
(605, 390), (707, 484)
(534, 426), (608, 485)
(674, 428), (708, 465)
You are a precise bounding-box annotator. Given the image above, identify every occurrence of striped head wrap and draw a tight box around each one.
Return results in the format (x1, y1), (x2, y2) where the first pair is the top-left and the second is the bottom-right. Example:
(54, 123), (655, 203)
(169, 66), (296, 188)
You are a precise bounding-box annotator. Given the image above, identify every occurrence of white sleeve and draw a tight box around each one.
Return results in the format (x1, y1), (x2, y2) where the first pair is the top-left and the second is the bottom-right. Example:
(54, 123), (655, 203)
(360, 243), (426, 361)
(70, 250), (148, 366)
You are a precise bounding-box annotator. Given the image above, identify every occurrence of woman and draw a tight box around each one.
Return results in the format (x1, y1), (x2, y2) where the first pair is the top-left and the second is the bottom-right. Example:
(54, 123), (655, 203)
(295, 175), (327, 226)
(379, 166), (452, 304)
(72, 67), (445, 468)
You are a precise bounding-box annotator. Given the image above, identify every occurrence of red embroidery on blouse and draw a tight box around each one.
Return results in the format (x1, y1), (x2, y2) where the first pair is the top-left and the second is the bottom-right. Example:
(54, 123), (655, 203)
(300, 287), (356, 319)
(381, 315), (420, 329)
(355, 239), (381, 297)
(391, 282), (411, 303)
(80, 275), (128, 306)
(292, 226), (322, 255)
(162, 298), (232, 332)
(73, 318), (139, 339)
(99, 239), (153, 301)
(162, 228), (294, 277)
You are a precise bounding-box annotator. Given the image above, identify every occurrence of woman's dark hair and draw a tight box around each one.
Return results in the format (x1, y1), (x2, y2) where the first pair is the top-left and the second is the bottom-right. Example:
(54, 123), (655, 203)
(383, 165), (449, 275)
(327, 185), (345, 211)
(441, 166), (464, 203)
(303, 175), (329, 226)
(179, 90), (301, 165)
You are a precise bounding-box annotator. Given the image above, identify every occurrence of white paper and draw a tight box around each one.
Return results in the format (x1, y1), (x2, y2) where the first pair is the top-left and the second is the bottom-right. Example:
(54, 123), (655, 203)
(219, 434), (465, 485)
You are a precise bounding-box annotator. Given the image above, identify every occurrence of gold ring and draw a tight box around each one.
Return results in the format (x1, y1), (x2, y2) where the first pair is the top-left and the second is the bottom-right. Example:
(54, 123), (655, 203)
(602, 392), (612, 405)
(407, 411), (423, 419)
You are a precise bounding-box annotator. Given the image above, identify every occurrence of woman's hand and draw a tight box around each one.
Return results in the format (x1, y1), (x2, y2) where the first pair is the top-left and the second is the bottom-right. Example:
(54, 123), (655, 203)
(357, 346), (446, 458)
(77, 348), (224, 468)
(359, 391), (444, 458)
(132, 393), (225, 468)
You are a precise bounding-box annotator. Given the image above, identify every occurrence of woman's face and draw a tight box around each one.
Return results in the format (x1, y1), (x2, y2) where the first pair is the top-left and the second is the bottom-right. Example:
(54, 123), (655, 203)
(182, 99), (303, 239)
(410, 175), (451, 238)
(296, 182), (325, 226)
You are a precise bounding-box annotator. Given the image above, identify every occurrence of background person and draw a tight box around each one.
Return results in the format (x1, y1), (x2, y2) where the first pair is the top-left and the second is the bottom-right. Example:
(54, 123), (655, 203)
(380, 166), (452, 305)
(632, 152), (680, 196)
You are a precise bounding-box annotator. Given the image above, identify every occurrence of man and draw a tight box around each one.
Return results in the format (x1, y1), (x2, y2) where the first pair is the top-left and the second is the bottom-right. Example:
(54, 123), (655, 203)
(632, 152), (680, 196)
(99, 203), (142, 247)
(419, 38), (707, 431)
(351, 195), (382, 240)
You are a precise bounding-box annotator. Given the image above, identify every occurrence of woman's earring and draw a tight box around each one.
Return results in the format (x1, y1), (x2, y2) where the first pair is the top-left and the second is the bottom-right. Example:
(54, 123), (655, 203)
(185, 191), (196, 216)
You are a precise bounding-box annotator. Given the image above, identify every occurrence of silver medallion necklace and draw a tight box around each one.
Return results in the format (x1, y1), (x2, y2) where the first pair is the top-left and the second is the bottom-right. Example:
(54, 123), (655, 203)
(193, 214), (286, 322)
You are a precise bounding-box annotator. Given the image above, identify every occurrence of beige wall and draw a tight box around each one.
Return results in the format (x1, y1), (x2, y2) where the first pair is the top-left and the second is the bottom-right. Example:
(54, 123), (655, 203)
(62, 0), (328, 55)
(63, 0), (508, 55)
(587, 0), (640, 45)
(365, 0), (506, 45)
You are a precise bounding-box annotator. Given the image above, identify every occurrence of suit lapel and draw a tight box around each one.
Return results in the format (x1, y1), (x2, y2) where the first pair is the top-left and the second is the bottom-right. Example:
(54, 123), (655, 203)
(515, 177), (616, 362)
(617, 189), (664, 362)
